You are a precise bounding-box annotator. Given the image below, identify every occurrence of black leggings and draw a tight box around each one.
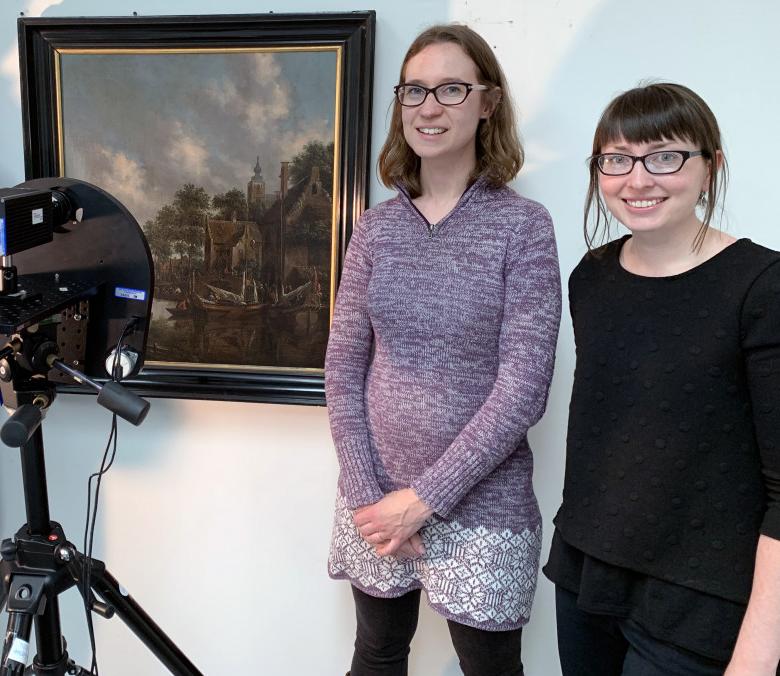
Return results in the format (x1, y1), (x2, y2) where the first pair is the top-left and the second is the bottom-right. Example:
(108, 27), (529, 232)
(350, 586), (524, 676)
(554, 587), (729, 676)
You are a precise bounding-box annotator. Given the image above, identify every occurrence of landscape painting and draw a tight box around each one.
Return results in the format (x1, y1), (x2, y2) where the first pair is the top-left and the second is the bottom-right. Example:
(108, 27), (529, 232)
(18, 13), (375, 403)
(57, 47), (339, 372)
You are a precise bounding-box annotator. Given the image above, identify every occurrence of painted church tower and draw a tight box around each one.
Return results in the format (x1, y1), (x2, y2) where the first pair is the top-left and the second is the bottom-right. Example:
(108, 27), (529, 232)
(247, 156), (266, 210)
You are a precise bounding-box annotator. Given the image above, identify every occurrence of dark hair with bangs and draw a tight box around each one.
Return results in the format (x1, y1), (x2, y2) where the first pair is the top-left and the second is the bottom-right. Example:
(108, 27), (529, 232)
(584, 82), (728, 251)
(377, 24), (523, 197)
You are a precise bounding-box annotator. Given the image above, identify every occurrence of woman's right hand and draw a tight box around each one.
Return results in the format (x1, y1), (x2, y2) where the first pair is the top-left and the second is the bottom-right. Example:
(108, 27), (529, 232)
(353, 503), (425, 558)
(394, 532), (425, 559)
(359, 529), (425, 559)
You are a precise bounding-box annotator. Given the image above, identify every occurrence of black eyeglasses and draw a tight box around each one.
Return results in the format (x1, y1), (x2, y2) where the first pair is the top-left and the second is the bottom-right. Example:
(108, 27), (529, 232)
(593, 150), (706, 176)
(394, 82), (489, 107)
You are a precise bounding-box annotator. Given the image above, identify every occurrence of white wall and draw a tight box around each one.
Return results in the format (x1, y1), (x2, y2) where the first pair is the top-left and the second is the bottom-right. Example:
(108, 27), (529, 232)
(1, 1), (778, 674)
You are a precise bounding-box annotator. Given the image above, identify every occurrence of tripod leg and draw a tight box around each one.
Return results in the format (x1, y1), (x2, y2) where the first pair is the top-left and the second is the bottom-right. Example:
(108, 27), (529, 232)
(32, 595), (66, 669)
(90, 568), (203, 676)
(2, 574), (70, 676)
(2, 611), (32, 676)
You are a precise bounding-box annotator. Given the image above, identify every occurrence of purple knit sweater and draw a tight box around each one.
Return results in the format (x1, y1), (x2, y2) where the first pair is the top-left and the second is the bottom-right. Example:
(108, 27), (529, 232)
(326, 177), (561, 630)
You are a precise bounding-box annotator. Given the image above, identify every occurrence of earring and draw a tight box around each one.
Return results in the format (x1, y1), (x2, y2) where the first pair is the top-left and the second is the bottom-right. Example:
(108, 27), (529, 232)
(697, 191), (708, 207)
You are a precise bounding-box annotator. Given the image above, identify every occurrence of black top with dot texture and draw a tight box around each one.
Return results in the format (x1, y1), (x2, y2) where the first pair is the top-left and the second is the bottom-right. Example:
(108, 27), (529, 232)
(552, 236), (780, 605)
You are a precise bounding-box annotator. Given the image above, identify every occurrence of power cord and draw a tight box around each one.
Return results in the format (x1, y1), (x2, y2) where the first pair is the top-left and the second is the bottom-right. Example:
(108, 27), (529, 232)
(79, 319), (135, 675)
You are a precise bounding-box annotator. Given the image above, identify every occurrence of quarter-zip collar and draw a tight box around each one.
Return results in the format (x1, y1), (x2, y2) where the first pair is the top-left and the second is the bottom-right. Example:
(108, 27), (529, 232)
(396, 175), (489, 238)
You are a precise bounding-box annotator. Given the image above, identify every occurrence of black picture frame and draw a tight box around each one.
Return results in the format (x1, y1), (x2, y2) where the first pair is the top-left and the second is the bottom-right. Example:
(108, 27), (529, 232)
(17, 12), (375, 405)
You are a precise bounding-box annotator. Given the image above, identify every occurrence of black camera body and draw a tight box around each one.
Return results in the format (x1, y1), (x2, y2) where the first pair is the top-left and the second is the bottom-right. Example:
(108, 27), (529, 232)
(0, 187), (53, 257)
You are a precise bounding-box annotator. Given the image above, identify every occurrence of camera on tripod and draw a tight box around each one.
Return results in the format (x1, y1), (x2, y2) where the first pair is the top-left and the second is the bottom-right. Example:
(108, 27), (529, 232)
(0, 178), (201, 675)
(0, 179), (152, 415)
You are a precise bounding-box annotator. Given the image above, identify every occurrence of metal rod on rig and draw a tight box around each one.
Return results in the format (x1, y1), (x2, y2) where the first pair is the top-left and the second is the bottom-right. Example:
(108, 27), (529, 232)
(46, 357), (101, 390)
(46, 357), (150, 426)
(46, 354), (149, 425)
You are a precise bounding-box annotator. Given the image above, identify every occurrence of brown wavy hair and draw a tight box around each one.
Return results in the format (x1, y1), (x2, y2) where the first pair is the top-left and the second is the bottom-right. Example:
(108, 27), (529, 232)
(585, 82), (728, 251)
(378, 24), (523, 197)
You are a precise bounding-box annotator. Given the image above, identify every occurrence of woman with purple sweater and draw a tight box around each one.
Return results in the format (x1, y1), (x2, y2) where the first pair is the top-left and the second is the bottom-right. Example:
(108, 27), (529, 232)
(325, 24), (561, 676)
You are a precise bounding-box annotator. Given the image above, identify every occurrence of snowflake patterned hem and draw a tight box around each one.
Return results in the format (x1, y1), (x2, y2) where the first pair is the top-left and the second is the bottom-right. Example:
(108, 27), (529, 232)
(328, 495), (542, 631)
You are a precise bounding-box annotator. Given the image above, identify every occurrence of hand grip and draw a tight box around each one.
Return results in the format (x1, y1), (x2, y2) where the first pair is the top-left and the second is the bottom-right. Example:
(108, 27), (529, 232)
(96, 381), (150, 426)
(0, 404), (43, 447)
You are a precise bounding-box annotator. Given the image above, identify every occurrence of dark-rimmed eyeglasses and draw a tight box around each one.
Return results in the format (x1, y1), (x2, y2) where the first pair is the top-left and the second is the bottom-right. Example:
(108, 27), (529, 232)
(593, 150), (706, 176)
(394, 82), (489, 107)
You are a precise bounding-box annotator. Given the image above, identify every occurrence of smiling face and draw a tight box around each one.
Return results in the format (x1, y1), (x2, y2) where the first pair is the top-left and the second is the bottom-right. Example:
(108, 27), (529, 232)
(598, 137), (711, 237)
(400, 42), (493, 172)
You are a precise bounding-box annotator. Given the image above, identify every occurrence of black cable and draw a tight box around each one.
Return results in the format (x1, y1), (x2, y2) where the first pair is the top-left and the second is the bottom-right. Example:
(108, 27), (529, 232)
(81, 415), (117, 675)
(79, 320), (134, 675)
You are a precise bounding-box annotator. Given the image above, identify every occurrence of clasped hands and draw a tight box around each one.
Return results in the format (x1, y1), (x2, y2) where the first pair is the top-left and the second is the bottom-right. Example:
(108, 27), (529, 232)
(353, 488), (433, 558)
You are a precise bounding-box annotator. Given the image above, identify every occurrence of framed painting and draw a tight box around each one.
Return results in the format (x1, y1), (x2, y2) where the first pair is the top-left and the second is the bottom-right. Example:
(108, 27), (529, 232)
(17, 12), (375, 405)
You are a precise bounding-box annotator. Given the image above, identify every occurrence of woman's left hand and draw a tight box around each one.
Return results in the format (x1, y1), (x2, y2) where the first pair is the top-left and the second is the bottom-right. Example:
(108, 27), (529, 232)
(353, 488), (433, 556)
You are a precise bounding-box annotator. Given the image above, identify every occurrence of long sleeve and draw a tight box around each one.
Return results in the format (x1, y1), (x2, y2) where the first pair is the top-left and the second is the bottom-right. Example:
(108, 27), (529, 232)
(325, 212), (384, 509)
(741, 259), (780, 539)
(411, 206), (562, 517)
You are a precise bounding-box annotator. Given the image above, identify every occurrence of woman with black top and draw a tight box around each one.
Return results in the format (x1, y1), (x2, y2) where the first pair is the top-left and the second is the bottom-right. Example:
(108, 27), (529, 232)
(544, 82), (780, 675)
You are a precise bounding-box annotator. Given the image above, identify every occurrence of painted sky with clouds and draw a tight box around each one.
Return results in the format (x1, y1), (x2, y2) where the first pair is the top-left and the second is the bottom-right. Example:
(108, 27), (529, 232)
(58, 49), (338, 225)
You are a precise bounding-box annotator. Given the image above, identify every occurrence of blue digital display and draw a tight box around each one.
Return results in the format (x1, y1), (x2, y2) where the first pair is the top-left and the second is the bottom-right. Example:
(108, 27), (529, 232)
(114, 287), (147, 301)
